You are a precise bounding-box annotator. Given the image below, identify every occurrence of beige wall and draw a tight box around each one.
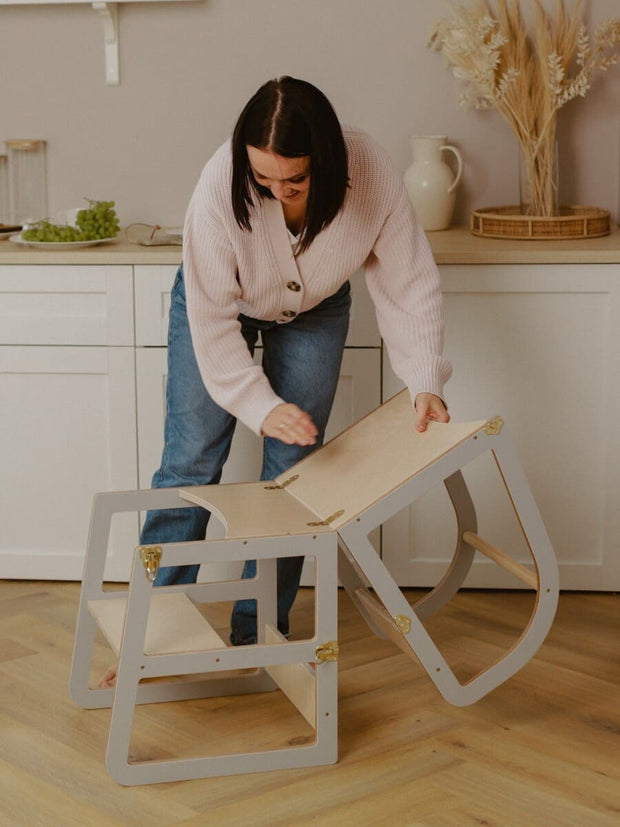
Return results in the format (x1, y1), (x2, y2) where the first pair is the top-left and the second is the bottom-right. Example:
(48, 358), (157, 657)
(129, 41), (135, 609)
(1, 0), (618, 227)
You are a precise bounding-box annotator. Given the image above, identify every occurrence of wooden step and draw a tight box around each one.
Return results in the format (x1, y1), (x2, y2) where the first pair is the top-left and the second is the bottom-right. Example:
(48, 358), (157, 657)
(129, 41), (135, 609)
(264, 625), (316, 727)
(88, 592), (228, 656)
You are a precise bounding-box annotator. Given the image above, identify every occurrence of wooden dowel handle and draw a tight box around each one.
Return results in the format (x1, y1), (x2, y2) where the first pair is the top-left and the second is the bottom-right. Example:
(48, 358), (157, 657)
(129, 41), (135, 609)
(462, 531), (538, 589)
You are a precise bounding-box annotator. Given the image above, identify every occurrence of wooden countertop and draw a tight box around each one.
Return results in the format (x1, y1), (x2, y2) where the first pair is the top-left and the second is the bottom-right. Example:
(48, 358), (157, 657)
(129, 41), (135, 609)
(1, 225), (619, 265)
(0, 236), (183, 265)
(428, 225), (620, 264)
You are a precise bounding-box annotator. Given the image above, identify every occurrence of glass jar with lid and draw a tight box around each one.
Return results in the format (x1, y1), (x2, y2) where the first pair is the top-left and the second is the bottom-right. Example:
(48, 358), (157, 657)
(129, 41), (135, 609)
(0, 155), (9, 226)
(6, 139), (48, 225)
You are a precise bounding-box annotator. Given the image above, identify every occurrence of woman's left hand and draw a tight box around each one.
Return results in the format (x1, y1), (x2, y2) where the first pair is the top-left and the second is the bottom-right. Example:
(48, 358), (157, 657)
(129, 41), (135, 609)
(414, 393), (450, 432)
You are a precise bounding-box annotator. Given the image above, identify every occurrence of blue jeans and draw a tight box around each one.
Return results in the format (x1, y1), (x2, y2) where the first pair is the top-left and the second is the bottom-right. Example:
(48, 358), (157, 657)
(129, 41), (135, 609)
(141, 264), (350, 644)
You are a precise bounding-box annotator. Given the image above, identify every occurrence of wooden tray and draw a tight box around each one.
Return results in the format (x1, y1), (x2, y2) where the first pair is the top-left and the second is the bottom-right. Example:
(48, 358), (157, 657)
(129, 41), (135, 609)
(471, 205), (610, 240)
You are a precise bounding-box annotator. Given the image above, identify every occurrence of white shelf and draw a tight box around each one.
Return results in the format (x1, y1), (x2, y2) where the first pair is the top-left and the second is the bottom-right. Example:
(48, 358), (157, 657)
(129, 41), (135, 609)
(0, 0), (186, 5)
(1, 0), (201, 86)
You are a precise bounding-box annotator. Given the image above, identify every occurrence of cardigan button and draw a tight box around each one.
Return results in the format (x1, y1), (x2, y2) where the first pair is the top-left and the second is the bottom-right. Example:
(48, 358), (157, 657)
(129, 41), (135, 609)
(286, 281), (302, 292)
(282, 310), (297, 318)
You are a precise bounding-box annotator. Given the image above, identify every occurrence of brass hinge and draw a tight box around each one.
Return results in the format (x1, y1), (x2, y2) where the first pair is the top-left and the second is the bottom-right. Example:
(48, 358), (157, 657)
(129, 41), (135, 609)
(139, 545), (162, 582)
(316, 640), (339, 662)
(484, 416), (504, 435)
(394, 614), (411, 635)
(307, 509), (344, 527)
(264, 474), (299, 490)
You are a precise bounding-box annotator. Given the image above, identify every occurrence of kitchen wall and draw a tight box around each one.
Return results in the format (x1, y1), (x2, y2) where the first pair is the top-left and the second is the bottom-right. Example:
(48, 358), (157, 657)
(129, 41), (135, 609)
(1, 0), (618, 227)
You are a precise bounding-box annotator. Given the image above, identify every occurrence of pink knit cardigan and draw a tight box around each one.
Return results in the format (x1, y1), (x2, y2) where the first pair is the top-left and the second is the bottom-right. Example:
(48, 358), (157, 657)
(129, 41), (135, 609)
(183, 127), (452, 435)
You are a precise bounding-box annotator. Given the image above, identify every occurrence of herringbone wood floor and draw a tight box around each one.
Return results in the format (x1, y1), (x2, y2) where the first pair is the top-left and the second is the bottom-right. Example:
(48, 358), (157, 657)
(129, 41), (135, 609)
(0, 580), (618, 826)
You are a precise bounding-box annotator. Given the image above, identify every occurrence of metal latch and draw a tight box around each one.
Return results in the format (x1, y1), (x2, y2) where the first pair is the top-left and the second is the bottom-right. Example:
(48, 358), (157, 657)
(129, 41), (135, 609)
(484, 416), (504, 435)
(316, 641), (339, 662)
(139, 545), (162, 582)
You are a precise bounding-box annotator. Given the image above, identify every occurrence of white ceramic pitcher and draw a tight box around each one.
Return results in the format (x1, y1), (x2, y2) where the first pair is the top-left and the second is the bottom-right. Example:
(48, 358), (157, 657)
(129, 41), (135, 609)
(404, 136), (463, 231)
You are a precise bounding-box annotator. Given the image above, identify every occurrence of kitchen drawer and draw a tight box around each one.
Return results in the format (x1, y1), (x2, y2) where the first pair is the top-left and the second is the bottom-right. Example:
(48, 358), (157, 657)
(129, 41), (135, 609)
(0, 265), (134, 346)
(134, 265), (380, 347)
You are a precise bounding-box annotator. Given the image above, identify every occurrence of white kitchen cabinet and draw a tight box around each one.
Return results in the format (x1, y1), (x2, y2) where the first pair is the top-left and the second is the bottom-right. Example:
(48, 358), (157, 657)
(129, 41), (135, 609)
(3, 228), (619, 589)
(0, 345), (138, 581)
(0, 263), (137, 580)
(382, 262), (620, 591)
(0, 262), (139, 581)
(0, 255), (382, 583)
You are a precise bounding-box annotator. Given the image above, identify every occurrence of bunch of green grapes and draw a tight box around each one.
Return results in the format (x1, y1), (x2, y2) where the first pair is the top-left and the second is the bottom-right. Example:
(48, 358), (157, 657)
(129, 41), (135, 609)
(22, 200), (120, 242)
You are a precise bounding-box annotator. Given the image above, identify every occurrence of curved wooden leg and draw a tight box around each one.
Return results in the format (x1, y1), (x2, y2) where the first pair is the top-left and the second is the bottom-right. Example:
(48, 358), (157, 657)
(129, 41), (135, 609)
(337, 426), (559, 706)
(410, 470), (478, 622)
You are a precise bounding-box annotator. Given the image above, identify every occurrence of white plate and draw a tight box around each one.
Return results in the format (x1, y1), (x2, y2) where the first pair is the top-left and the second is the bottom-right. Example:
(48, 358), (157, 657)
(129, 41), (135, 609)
(0, 228), (21, 239)
(9, 234), (117, 250)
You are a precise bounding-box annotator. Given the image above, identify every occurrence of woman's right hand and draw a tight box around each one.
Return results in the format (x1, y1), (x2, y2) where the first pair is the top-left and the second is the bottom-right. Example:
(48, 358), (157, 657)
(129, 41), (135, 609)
(261, 403), (318, 446)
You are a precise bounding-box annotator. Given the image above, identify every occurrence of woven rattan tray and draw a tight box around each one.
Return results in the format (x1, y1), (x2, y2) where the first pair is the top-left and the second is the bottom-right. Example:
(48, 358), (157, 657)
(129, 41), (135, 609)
(471, 205), (610, 240)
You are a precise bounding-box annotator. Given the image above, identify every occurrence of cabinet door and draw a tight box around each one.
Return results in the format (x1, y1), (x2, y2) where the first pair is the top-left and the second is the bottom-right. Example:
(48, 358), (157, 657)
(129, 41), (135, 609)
(136, 347), (382, 583)
(382, 264), (620, 591)
(0, 346), (138, 581)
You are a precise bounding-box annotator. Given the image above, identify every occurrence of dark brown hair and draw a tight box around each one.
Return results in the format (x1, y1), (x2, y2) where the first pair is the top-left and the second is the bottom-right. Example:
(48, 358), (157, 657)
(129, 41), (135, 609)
(231, 76), (348, 253)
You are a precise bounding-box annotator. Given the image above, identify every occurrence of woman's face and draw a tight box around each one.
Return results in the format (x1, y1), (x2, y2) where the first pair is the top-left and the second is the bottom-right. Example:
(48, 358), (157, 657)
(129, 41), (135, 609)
(246, 146), (311, 207)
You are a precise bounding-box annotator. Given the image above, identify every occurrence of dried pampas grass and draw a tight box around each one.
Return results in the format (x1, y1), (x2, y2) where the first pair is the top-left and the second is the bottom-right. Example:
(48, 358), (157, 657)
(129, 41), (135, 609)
(428, 0), (620, 215)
